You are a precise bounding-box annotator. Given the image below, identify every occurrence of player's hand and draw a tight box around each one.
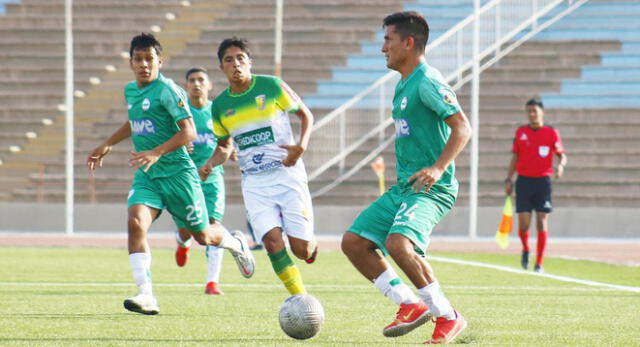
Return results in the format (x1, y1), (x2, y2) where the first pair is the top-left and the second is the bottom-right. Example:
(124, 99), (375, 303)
(408, 166), (444, 193)
(87, 144), (112, 171)
(185, 142), (194, 154)
(555, 164), (564, 179)
(280, 144), (304, 167)
(505, 180), (513, 195)
(199, 162), (213, 181)
(129, 150), (161, 172)
(229, 150), (238, 161)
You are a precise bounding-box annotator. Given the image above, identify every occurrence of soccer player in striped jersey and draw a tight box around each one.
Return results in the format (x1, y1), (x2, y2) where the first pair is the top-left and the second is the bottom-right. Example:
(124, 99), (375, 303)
(87, 34), (255, 315)
(200, 37), (317, 296)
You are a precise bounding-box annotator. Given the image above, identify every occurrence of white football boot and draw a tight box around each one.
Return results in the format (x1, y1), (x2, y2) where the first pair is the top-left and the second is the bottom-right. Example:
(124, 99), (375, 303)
(123, 293), (159, 315)
(230, 230), (255, 278)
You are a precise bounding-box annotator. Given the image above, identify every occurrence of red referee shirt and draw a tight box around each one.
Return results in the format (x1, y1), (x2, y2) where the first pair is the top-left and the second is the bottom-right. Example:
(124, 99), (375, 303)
(512, 125), (564, 177)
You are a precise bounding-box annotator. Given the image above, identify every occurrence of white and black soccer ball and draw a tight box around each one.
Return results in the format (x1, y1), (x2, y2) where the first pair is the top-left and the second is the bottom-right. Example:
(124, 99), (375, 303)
(278, 294), (325, 340)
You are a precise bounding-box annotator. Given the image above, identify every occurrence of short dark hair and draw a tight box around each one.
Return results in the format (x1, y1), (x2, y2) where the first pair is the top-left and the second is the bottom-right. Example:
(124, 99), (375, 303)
(526, 98), (544, 109)
(185, 67), (208, 80)
(383, 11), (429, 53)
(217, 37), (251, 63)
(129, 33), (162, 58)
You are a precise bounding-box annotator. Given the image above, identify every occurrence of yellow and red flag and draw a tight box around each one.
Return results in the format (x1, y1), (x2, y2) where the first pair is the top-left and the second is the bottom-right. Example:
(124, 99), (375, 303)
(370, 156), (386, 196)
(495, 195), (513, 249)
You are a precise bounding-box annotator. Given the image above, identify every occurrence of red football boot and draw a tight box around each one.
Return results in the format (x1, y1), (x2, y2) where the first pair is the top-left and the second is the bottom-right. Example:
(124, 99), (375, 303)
(383, 301), (430, 337)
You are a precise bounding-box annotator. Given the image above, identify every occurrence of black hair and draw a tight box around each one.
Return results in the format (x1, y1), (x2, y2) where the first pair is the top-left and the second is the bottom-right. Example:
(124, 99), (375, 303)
(129, 33), (162, 58)
(185, 67), (208, 80)
(217, 37), (251, 63)
(526, 98), (544, 109)
(383, 11), (429, 53)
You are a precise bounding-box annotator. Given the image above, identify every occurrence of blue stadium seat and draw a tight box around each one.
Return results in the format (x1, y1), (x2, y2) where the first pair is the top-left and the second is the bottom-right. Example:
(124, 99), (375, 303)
(304, 0), (482, 109)
(0, 0), (20, 15)
(534, 2), (640, 108)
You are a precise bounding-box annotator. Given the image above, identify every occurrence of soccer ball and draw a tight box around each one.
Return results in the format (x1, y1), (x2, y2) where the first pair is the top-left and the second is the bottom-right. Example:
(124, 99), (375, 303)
(278, 294), (325, 340)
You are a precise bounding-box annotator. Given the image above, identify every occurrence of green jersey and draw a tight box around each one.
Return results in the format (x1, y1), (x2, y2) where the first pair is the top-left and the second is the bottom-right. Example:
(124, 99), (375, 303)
(392, 62), (461, 197)
(125, 73), (195, 179)
(211, 75), (302, 176)
(189, 100), (223, 183)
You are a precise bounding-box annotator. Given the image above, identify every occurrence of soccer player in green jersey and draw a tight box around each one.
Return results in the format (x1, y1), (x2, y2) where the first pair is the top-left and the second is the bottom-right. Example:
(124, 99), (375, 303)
(341, 12), (472, 344)
(173, 67), (228, 295)
(200, 37), (317, 297)
(86, 34), (255, 315)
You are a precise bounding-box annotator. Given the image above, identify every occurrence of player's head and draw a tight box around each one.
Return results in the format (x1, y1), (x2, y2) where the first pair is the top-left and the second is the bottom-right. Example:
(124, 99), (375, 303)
(382, 11), (429, 70)
(185, 67), (213, 99)
(217, 37), (253, 85)
(525, 98), (544, 128)
(129, 33), (163, 86)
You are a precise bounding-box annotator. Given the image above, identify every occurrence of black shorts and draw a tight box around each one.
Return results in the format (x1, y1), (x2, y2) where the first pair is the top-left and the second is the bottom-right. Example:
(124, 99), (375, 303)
(515, 175), (552, 213)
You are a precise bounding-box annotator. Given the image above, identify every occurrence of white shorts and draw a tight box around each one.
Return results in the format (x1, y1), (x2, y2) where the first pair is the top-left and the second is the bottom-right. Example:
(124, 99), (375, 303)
(242, 176), (314, 243)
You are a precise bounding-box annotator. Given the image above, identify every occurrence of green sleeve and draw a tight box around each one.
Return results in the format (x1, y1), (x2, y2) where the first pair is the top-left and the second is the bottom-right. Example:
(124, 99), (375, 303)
(418, 79), (461, 119)
(210, 99), (230, 140)
(160, 84), (192, 123)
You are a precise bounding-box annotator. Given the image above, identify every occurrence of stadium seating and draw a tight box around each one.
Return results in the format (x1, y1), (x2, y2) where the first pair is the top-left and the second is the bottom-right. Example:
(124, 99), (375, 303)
(0, 0), (637, 210)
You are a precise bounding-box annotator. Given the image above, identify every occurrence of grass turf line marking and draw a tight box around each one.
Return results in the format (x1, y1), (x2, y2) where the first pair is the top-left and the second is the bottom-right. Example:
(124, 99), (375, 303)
(428, 255), (640, 294)
(0, 282), (634, 293)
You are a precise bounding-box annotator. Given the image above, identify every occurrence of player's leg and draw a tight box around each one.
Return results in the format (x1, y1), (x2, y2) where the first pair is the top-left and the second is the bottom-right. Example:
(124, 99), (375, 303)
(175, 227), (192, 267)
(342, 186), (426, 337)
(204, 243), (224, 295)
(532, 177), (552, 273)
(386, 192), (464, 341)
(202, 179), (225, 294)
(124, 172), (163, 315)
(262, 226), (307, 295)
(164, 169), (254, 278)
(280, 179), (317, 263)
(516, 176), (534, 269)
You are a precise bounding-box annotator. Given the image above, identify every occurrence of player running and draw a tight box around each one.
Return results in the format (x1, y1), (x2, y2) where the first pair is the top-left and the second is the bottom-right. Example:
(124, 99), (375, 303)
(173, 67), (228, 295)
(86, 33), (255, 315)
(201, 37), (317, 296)
(341, 12), (472, 344)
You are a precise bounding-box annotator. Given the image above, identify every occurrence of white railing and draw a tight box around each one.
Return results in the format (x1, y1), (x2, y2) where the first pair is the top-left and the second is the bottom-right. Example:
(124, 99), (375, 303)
(305, 0), (588, 198)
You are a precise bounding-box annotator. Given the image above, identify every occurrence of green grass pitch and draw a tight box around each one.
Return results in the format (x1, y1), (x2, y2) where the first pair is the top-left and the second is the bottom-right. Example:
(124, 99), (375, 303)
(0, 247), (638, 346)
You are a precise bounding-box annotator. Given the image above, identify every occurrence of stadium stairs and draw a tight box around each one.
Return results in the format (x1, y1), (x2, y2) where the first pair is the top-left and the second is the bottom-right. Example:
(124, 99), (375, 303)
(306, 0), (640, 208)
(0, 0), (407, 203)
(0, 0), (234, 201)
(1, 0), (638, 211)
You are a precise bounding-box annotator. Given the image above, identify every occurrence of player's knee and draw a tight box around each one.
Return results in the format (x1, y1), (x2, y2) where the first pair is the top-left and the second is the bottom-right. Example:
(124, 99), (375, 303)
(191, 232), (207, 245)
(341, 232), (360, 256)
(127, 216), (147, 234)
(385, 234), (411, 257)
(291, 243), (312, 260)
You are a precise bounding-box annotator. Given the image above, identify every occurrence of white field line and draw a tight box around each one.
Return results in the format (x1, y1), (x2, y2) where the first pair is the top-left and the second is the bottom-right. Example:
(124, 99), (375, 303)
(0, 282), (633, 293)
(428, 255), (640, 294)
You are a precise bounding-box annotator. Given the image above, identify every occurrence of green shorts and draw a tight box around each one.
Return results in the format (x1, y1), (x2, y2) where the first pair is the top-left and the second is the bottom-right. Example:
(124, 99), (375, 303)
(347, 184), (454, 256)
(200, 172), (225, 222)
(127, 169), (209, 232)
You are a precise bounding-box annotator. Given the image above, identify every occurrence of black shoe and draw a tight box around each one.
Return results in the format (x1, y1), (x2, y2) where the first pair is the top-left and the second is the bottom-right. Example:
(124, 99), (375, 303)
(250, 244), (263, 251)
(534, 264), (544, 273)
(521, 251), (529, 270)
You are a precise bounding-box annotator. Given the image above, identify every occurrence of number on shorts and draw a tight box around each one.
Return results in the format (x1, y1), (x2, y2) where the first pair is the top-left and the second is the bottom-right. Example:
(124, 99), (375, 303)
(394, 202), (418, 225)
(186, 200), (203, 226)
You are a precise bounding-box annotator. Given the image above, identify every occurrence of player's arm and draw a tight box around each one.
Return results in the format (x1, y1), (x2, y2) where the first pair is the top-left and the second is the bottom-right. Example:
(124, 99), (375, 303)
(87, 121), (132, 170)
(200, 138), (234, 181)
(281, 103), (314, 167)
(555, 152), (567, 179)
(505, 152), (518, 195)
(409, 111), (472, 192)
(129, 117), (196, 172)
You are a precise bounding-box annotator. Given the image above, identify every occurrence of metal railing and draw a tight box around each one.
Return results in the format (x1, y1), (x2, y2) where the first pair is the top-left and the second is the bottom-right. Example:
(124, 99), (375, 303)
(305, 0), (588, 198)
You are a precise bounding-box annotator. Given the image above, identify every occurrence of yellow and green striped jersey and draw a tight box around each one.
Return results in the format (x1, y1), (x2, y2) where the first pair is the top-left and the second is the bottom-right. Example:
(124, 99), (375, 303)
(211, 75), (301, 175)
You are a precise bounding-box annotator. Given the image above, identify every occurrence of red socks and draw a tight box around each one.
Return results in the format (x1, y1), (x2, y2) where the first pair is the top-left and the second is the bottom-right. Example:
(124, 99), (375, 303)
(518, 230), (530, 252)
(536, 230), (548, 266)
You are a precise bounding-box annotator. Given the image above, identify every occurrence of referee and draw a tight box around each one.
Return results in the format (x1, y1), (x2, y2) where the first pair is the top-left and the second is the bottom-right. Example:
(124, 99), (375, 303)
(505, 98), (567, 273)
